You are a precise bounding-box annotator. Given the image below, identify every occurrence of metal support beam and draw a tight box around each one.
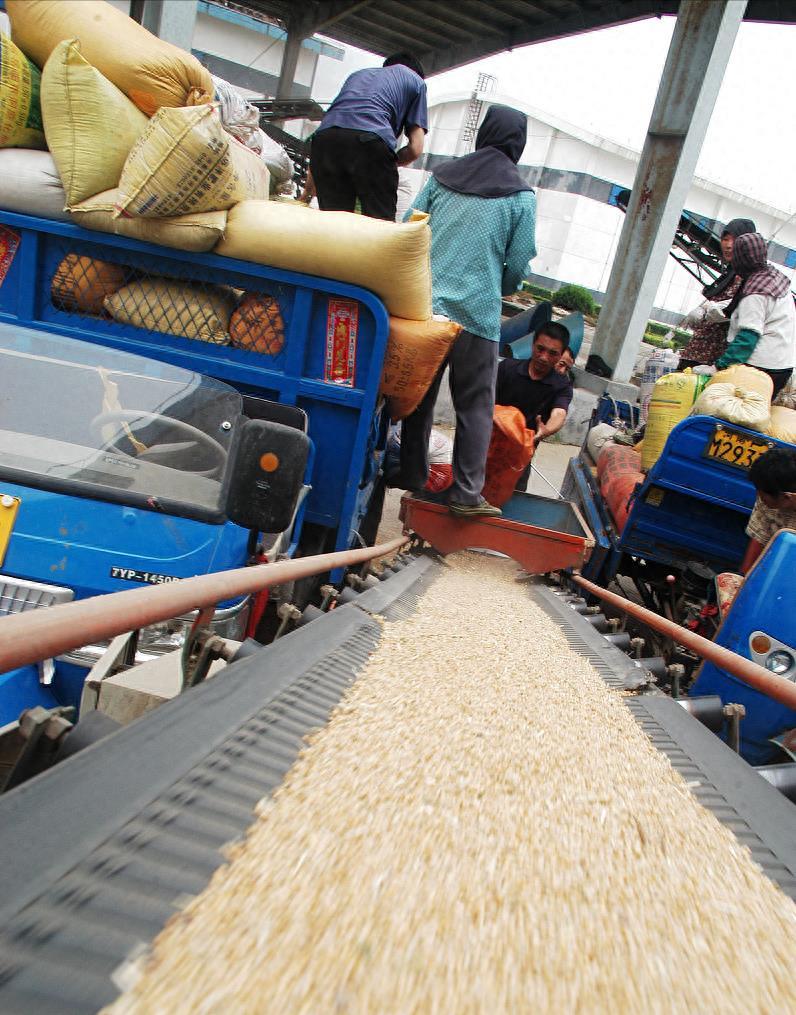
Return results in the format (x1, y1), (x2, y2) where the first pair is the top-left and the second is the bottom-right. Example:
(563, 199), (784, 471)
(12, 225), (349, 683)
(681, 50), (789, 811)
(137, 0), (198, 51)
(588, 0), (747, 382)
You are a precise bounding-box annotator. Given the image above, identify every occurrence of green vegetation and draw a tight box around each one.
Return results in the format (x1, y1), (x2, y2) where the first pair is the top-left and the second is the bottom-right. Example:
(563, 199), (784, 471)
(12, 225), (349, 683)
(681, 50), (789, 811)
(552, 283), (597, 316)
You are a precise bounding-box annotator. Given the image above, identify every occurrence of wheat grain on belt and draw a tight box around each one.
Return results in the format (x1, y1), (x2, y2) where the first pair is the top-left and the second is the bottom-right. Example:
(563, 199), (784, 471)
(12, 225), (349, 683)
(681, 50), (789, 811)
(108, 554), (796, 1015)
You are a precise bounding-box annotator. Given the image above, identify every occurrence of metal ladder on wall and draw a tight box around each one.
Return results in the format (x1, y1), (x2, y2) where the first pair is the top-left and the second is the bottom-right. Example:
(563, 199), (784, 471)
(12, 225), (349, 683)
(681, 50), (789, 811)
(456, 72), (498, 154)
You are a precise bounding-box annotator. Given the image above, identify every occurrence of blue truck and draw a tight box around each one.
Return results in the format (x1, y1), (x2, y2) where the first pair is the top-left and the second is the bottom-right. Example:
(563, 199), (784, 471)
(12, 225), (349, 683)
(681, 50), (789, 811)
(563, 397), (796, 762)
(0, 209), (391, 726)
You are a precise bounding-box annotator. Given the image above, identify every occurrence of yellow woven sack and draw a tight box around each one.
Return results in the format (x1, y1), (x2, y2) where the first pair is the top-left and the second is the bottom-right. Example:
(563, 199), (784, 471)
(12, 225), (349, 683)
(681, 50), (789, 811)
(0, 33), (45, 149)
(710, 364), (774, 404)
(767, 405), (796, 444)
(7, 0), (213, 116)
(380, 316), (461, 420)
(691, 383), (771, 432)
(216, 202), (432, 321)
(71, 190), (226, 253)
(116, 106), (270, 217)
(104, 279), (237, 344)
(41, 40), (148, 207)
(641, 370), (709, 471)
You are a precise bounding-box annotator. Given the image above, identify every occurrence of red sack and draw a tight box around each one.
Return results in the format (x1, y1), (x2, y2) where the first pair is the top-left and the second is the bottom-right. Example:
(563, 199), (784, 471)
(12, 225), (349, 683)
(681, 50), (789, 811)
(482, 405), (535, 507)
(597, 444), (642, 488)
(425, 463), (453, 493)
(602, 471), (643, 532)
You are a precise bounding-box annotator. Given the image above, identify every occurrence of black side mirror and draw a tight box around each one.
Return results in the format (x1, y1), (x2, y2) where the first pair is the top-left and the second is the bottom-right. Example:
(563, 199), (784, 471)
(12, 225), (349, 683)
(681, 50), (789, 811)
(227, 419), (310, 533)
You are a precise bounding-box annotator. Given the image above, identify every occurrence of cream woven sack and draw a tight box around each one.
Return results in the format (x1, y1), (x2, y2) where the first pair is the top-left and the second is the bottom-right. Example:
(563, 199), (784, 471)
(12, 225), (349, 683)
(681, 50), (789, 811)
(216, 202), (432, 321)
(116, 105), (270, 217)
(692, 383), (771, 432)
(71, 190), (226, 253)
(767, 405), (796, 444)
(709, 364), (774, 404)
(104, 279), (237, 344)
(41, 40), (148, 207)
(0, 33), (45, 149)
(7, 0), (213, 116)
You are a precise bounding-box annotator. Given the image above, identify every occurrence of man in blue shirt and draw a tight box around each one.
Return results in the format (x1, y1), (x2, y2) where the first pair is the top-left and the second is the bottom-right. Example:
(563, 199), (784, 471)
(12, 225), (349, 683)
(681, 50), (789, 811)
(308, 53), (428, 221)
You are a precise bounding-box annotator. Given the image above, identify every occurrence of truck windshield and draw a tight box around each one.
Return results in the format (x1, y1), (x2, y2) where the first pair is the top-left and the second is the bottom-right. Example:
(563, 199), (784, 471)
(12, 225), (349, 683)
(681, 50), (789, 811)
(0, 324), (242, 519)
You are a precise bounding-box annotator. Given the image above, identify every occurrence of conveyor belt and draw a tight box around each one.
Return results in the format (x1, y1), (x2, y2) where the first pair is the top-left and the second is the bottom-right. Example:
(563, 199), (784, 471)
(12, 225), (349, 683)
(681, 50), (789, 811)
(0, 557), (795, 1014)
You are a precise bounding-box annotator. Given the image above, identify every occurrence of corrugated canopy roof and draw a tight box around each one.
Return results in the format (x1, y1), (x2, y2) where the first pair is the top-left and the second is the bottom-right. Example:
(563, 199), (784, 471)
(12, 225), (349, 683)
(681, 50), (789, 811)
(219, 0), (796, 75)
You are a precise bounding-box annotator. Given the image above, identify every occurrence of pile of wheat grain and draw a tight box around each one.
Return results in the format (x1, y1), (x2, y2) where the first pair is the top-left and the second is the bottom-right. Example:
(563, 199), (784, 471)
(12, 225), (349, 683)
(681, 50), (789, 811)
(109, 554), (796, 1014)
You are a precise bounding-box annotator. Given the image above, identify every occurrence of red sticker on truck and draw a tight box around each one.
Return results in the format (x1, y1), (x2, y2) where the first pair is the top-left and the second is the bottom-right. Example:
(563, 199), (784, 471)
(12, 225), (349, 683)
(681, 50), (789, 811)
(325, 298), (358, 387)
(0, 226), (20, 287)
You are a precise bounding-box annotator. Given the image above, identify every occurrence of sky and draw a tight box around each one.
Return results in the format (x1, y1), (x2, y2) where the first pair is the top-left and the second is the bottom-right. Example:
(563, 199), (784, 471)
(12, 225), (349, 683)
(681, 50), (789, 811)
(321, 15), (796, 218)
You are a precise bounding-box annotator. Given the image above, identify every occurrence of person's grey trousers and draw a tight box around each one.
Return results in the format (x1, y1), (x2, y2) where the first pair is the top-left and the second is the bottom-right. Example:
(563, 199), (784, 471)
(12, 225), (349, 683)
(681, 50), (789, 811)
(400, 330), (498, 505)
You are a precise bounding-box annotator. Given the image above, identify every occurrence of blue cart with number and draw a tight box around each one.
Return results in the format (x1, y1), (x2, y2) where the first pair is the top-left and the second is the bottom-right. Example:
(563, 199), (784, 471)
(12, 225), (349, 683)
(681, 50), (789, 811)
(562, 408), (794, 617)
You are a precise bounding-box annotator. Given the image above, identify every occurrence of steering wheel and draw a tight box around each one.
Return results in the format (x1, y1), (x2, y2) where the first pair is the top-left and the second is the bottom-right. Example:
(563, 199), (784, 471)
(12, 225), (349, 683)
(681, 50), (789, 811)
(90, 409), (228, 479)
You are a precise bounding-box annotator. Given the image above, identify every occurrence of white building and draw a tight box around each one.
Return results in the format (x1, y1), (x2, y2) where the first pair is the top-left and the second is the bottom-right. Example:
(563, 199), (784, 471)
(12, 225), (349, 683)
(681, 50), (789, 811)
(423, 89), (796, 322)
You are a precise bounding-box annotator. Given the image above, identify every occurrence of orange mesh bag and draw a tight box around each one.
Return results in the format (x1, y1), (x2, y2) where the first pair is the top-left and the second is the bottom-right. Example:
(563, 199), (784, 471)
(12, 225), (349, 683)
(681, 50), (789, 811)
(597, 444), (642, 487)
(51, 254), (126, 315)
(482, 405), (535, 507)
(229, 294), (285, 355)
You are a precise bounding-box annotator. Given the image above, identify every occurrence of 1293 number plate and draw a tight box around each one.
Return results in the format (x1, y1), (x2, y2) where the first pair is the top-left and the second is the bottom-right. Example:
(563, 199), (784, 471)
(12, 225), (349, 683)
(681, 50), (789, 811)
(703, 424), (772, 470)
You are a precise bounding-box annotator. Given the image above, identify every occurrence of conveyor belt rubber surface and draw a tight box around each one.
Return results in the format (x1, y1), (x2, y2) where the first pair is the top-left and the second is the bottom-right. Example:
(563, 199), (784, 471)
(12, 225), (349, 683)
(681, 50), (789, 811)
(0, 555), (795, 1013)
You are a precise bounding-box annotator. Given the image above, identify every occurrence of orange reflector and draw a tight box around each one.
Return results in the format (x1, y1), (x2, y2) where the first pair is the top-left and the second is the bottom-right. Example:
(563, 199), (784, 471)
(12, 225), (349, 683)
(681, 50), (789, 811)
(259, 452), (279, 473)
(751, 634), (771, 654)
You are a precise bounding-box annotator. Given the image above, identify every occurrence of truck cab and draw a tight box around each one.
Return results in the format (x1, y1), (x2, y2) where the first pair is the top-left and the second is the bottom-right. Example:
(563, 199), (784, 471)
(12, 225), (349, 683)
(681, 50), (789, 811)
(0, 322), (311, 723)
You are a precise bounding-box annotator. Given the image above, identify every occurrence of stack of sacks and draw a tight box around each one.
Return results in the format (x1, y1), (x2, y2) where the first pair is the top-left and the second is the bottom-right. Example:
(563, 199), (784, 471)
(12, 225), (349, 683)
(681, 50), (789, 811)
(2, 1), (271, 253)
(0, 31), (72, 219)
(691, 364), (772, 433)
(597, 444), (644, 532)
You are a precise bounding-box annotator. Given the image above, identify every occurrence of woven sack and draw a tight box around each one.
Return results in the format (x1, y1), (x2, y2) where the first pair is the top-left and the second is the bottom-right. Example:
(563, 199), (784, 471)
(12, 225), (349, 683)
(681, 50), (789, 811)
(482, 405), (535, 507)
(51, 254), (126, 315)
(71, 189), (227, 253)
(641, 370), (709, 471)
(41, 39), (147, 206)
(0, 149), (68, 220)
(767, 405), (796, 444)
(217, 202), (433, 321)
(117, 105), (270, 217)
(709, 364), (773, 404)
(0, 33), (44, 148)
(104, 279), (236, 344)
(692, 383), (770, 432)
(380, 315), (461, 419)
(229, 294), (285, 355)
(7, 0), (213, 116)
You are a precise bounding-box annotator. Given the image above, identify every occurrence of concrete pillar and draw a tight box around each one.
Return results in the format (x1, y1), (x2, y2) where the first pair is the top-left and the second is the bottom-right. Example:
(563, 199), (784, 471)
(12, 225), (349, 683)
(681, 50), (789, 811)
(276, 30), (304, 100)
(139, 0), (198, 52)
(588, 0), (746, 382)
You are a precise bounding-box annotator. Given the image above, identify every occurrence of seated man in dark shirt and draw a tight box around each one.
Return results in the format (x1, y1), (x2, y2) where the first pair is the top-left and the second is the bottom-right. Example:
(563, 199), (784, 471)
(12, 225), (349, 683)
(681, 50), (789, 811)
(495, 322), (574, 489)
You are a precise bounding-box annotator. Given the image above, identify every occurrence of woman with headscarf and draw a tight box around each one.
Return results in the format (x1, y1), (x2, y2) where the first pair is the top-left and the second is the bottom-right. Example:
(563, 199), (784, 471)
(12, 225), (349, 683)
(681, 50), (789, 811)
(397, 104), (537, 517)
(678, 218), (756, 370)
(698, 232), (795, 396)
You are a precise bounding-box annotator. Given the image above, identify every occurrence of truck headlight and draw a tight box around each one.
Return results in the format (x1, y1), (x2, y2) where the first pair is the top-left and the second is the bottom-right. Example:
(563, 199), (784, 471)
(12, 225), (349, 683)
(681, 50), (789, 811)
(765, 650), (795, 677)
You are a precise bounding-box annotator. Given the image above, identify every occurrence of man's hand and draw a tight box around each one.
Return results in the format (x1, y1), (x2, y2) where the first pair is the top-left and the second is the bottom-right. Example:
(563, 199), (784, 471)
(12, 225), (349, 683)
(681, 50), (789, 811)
(692, 364), (717, 376)
(299, 169), (316, 204)
(396, 125), (425, 166)
(533, 415), (547, 446)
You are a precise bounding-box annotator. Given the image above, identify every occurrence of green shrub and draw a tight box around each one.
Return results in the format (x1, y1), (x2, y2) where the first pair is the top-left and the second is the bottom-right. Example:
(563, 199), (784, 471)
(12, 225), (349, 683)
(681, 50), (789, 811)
(521, 281), (553, 301)
(553, 283), (596, 315)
